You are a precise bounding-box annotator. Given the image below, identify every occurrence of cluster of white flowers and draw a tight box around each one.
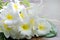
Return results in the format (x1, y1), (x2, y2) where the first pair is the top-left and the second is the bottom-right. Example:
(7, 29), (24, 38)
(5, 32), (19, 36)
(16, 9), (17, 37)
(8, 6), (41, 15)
(0, 0), (53, 39)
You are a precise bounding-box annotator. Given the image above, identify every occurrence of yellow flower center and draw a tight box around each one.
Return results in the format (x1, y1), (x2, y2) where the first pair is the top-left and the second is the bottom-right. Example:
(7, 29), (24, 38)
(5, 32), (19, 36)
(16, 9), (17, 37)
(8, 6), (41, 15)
(21, 24), (29, 30)
(6, 14), (13, 20)
(19, 12), (24, 19)
(13, 4), (18, 10)
(38, 24), (45, 30)
(30, 18), (35, 25)
(3, 24), (12, 31)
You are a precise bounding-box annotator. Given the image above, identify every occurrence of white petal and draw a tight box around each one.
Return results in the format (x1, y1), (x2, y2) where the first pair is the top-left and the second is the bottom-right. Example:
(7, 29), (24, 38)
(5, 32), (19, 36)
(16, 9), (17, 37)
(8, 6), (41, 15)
(4, 31), (10, 38)
(4, 20), (13, 25)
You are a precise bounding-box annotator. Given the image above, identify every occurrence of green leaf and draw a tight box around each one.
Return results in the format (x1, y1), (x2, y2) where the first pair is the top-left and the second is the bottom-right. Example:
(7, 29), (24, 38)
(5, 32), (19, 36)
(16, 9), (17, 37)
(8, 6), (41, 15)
(44, 21), (57, 38)
(22, 0), (30, 7)
(0, 33), (6, 40)
(0, 0), (8, 9)
(45, 31), (57, 38)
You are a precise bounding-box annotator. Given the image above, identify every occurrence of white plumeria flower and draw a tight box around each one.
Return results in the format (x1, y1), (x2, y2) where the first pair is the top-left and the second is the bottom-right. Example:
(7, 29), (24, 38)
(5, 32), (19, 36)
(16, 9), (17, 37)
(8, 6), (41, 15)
(34, 18), (51, 37)
(18, 14), (36, 39)
(18, 11), (36, 38)
(0, 1), (21, 38)
(8, 25), (21, 39)
(18, 21), (33, 39)
(19, 8), (30, 22)
(10, 0), (25, 12)
(1, 2), (21, 25)
(0, 21), (12, 38)
(0, 0), (29, 39)
(1, 19), (20, 39)
(1, 23), (19, 39)
(18, 6), (34, 22)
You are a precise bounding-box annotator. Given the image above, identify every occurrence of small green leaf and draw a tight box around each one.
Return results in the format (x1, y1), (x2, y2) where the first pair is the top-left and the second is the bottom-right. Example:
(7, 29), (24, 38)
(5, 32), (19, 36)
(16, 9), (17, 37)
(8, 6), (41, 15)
(0, 0), (8, 9)
(44, 20), (57, 38)
(45, 31), (57, 38)
(22, 0), (30, 7)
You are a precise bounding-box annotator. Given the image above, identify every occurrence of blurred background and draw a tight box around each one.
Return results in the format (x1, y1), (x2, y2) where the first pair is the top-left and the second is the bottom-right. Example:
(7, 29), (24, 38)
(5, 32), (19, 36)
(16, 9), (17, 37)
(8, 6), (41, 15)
(30, 0), (60, 20)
